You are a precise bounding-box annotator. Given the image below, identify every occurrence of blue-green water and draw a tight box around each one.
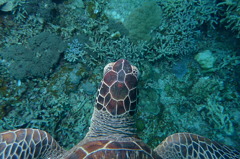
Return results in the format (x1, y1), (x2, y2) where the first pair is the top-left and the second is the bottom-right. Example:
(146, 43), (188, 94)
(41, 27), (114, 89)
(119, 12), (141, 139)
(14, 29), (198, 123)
(0, 0), (239, 151)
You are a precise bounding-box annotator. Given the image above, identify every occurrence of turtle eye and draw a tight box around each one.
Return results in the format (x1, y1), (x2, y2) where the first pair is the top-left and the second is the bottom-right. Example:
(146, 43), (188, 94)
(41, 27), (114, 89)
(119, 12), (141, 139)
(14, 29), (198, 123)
(104, 62), (114, 75)
(132, 66), (140, 79)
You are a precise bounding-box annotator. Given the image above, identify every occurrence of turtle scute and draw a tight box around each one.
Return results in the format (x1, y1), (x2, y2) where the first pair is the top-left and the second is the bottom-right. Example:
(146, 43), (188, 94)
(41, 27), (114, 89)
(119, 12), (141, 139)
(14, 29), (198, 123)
(64, 140), (160, 159)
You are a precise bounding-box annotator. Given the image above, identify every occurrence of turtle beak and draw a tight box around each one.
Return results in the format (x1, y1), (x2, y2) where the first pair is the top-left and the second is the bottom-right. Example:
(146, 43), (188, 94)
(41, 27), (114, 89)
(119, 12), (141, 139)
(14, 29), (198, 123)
(103, 62), (114, 75)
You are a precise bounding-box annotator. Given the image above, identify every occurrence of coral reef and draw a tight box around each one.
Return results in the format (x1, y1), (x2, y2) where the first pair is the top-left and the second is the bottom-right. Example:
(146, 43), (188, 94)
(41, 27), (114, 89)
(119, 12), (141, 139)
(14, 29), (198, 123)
(124, 1), (162, 41)
(194, 50), (216, 71)
(64, 39), (86, 63)
(0, 0), (239, 151)
(147, 0), (218, 60)
(218, 0), (240, 38)
(0, 32), (66, 79)
(137, 59), (239, 148)
(84, 34), (148, 67)
(0, 62), (95, 149)
(0, 0), (19, 12)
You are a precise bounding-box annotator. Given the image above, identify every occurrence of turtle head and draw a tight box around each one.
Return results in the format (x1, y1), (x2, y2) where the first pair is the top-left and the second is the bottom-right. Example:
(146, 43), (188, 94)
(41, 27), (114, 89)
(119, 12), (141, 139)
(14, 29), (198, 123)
(95, 59), (139, 116)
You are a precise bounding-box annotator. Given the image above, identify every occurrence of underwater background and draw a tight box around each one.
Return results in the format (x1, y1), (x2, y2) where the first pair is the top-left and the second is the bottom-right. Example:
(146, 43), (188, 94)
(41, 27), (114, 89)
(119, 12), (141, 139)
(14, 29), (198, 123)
(0, 0), (239, 150)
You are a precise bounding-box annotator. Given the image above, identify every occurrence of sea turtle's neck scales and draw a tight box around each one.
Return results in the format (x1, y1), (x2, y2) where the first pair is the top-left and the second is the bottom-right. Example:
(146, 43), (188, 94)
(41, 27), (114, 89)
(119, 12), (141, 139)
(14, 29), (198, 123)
(85, 108), (136, 141)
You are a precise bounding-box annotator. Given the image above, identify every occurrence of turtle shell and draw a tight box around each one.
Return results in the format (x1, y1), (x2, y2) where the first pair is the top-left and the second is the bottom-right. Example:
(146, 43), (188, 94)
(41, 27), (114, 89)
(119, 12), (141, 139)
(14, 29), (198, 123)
(64, 140), (160, 159)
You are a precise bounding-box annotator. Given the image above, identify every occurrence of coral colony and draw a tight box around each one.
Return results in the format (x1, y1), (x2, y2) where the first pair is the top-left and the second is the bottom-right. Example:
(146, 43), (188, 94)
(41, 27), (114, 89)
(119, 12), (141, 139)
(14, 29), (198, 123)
(0, 0), (239, 151)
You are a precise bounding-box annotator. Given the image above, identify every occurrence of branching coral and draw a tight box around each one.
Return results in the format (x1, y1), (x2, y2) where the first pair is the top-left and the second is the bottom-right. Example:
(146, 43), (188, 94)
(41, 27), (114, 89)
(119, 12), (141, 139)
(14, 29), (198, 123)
(85, 34), (148, 67)
(218, 0), (240, 37)
(64, 39), (87, 63)
(197, 96), (234, 136)
(146, 0), (218, 60)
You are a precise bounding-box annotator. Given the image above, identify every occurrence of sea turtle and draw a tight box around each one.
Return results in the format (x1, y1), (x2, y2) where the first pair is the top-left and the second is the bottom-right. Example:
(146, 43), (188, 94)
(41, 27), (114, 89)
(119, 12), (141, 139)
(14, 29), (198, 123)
(0, 59), (239, 159)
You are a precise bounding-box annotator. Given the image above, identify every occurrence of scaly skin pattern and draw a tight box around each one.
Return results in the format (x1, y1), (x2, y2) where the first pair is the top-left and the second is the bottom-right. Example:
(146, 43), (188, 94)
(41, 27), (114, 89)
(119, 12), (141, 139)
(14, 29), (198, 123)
(0, 128), (64, 159)
(0, 59), (239, 159)
(155, 133), (240, 159)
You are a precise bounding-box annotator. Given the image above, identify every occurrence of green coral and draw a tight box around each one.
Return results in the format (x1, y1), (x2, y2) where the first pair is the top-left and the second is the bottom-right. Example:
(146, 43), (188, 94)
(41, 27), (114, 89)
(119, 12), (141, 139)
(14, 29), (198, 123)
(218, 0), (240, 37)
(124, 1), (162, 41)
(197, 97), (234, 136)
(0, 0), (239, 151)
(191, 77), (223, 103)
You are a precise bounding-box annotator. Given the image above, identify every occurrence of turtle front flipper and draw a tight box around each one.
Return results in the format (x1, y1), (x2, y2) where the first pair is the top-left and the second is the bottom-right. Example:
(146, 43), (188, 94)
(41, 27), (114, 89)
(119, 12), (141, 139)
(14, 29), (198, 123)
(0, 128), (65, 159)
(154, 133), (240, 159)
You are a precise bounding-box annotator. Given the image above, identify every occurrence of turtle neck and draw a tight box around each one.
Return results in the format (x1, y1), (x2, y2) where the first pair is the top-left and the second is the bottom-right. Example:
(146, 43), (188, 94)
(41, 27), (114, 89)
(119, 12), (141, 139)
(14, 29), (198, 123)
(85, 108), (137, 141)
